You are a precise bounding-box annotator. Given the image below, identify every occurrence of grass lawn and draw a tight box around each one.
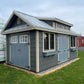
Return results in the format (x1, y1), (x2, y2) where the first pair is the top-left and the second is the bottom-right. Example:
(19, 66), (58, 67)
(0, 51), (84, 84)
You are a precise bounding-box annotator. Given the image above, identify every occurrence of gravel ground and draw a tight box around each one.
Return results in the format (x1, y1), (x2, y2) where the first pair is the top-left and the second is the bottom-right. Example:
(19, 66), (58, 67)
(78, 47), (84, 51)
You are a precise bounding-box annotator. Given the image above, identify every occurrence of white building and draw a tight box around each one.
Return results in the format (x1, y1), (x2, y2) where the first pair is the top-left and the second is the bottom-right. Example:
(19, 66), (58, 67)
(0, 18), (6, 62)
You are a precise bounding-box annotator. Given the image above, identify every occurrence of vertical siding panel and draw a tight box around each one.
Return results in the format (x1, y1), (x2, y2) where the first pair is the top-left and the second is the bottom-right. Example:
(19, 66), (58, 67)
(30, 31), (36, 72)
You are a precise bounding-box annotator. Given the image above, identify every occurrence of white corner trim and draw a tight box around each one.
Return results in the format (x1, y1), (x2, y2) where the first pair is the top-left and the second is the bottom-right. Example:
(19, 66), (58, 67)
(36, 31), (39, 72)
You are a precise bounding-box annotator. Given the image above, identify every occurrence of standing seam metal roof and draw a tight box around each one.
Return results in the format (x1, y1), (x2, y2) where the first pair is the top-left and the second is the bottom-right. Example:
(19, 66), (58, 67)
(2, 11), (79, 36)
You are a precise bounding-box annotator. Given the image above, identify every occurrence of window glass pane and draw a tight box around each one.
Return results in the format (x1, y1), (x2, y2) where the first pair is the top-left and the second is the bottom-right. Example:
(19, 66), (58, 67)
(73, 37), (75, 47)
(44, 33), (49, 50)
(71, 36), (73, 47)
(50, 34), (54, 49)
(71, 36), (75, 47)
(10, 36), (18, 43)
(19, 35), (28, 43)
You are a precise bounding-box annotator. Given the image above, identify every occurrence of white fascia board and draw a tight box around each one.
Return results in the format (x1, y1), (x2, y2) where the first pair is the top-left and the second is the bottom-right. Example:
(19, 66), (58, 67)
(34, 27), (79, 36)
(1, 11), (34, 34)
(14, 11), (34, 28)
(1, 11), (15, 34)
(2, 27), (34, 34)
(2, 26), (79, 36)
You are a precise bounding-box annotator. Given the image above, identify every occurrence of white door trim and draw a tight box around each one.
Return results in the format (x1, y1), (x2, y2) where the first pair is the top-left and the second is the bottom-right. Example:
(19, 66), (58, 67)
(9, 33), (31, 70)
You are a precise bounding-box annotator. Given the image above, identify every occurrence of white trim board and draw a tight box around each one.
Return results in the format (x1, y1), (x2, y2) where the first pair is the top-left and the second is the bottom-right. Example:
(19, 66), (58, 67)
(36, 31), (39, 72)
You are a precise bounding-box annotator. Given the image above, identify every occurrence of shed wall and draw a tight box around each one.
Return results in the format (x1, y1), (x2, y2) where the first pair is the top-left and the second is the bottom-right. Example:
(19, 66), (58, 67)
(39, 31), (58, 72)
(6, 30), (78, 72)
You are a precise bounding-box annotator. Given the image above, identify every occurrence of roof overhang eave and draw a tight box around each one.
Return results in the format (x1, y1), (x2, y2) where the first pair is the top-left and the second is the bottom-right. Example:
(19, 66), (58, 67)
(2, 26), (80, 36)
(34, 27), (79, 36)
(2, 27), (35, 35)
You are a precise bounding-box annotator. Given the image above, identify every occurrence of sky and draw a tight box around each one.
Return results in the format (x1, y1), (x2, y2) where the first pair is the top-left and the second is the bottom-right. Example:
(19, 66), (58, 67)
(0, 0), (84, 35)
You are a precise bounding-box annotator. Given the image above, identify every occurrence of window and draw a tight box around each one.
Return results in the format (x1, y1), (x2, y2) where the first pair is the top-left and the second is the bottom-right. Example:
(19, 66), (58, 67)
(50, 34), (54, 49)
(19, 35), (28, 43)
(44, 33), (55, 51)
(10, 36), (18, 43)
(71, 36), (76, 47)
(57, 23), (61, 28)
(65, 26), (70, 30)
(44, 33), (49, 50)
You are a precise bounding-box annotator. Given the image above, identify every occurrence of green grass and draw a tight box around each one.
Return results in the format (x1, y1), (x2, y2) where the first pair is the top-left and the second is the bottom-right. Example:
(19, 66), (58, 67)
(0, 51), (84, 84)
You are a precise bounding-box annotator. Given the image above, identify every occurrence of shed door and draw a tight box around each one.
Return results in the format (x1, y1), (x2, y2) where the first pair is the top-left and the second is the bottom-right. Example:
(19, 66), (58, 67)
(58, 35), (69, 63)
(10, 35), (29, 68)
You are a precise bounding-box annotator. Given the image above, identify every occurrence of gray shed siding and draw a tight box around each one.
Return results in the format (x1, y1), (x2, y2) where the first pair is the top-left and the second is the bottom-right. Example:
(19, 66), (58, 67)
(30, 31), (36, 72)
(39, 31), (58, 72)
(6, 30), (78, 72)
(6, 35), (10, 64)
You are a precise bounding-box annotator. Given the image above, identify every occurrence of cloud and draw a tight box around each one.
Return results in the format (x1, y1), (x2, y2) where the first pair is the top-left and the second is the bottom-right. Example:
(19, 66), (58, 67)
(0, 0), (84, 35)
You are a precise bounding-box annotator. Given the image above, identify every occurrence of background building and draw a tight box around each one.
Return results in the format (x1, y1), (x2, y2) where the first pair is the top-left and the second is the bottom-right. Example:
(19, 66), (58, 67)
(0, 18), (6, 62)
(77, 36), (84, 47)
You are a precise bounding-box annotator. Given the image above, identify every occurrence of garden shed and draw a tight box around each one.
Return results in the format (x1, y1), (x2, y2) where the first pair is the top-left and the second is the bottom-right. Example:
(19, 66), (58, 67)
(2, 11), (79, 72)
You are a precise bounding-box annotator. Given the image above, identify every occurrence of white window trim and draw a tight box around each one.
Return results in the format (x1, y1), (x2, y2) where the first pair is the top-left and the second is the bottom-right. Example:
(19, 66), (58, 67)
(43, 32), (56, 52)
(19, 35), (28, 43)
(70, 36), (76, 48)
(10, 36), (18, 43)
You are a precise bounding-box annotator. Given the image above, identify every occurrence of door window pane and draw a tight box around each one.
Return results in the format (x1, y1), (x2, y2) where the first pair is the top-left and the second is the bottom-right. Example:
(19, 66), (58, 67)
(10, 36), (18, 43)
(19, 35), (28, 43)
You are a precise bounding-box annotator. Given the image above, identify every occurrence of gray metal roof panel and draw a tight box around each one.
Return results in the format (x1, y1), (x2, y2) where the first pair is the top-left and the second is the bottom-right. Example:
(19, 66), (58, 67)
(15, 11), (54, 30)
(2, 11), (79, 36)
(38, 17), (73, 27)
(4, 24), (78, 36)
(4, 25), (30, 33)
